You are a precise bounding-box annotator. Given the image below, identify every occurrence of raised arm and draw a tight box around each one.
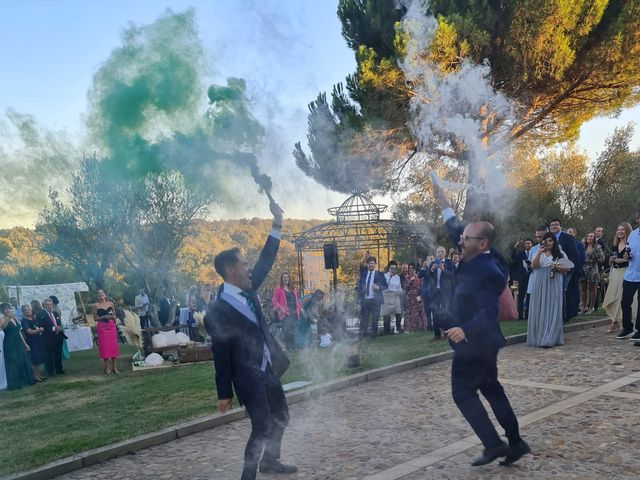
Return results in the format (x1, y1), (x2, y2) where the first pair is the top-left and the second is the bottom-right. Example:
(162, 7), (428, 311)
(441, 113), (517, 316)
(251, 200), (284, 290)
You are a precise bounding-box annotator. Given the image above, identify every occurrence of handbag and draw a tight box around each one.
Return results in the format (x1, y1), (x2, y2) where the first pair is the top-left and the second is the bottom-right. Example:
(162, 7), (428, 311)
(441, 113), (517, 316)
(497, 286), (518, 321)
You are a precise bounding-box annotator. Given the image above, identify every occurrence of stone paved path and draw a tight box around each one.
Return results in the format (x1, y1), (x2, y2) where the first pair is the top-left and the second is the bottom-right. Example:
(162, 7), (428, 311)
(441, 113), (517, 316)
(56, 326), (640, 480)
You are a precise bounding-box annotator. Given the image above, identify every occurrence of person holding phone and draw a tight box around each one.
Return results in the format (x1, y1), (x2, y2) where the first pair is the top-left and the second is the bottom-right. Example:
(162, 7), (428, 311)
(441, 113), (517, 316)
(427, 246), (455, 340)
(527, 233), (573, 348)
(93, 289), (120, 374)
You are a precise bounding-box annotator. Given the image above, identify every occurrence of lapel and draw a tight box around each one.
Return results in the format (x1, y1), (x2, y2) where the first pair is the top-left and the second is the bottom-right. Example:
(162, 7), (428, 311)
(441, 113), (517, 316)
(219, 292), (258, 325)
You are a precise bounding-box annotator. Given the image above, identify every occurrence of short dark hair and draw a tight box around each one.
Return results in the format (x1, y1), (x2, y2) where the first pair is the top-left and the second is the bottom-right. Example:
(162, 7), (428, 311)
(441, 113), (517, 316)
(0, 302), (11, 313)
(49, 295), (59, 305)
(535, 224), (549, 233)
(549, 218), (562, 226)
(366, 256), (376, 264)
(524, 238), (533, 244)
(214, 247), (241, 279)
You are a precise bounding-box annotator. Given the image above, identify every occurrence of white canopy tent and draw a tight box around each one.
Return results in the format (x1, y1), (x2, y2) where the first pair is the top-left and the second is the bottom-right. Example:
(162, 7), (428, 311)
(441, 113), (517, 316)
(6, 282), (90, 327)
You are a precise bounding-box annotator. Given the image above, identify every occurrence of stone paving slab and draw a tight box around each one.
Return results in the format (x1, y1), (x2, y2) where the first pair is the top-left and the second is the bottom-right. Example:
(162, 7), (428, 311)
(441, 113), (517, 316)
(400, 394), (640, 479)
(48, 322), (640, 480)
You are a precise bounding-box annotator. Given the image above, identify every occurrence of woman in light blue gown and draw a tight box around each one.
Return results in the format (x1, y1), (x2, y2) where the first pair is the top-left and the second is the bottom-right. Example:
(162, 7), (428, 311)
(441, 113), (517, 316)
(527, 233), (574, 348)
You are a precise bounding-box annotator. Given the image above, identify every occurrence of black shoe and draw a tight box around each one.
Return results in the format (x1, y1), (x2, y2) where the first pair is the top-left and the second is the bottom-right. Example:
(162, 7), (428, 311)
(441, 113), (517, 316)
(500, 440), (531, 466)
(616, 329), (634, 339)
(634, 341), (640, 347)
(629, 331), (640, 341)
(471, 442), (509, 466)
(259, 460), (298, 474)
(56, 370), (67, 375)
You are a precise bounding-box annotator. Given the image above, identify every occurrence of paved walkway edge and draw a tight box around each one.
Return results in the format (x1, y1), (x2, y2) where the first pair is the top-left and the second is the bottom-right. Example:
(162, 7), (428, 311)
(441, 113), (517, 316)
(4, 318), (609, 480)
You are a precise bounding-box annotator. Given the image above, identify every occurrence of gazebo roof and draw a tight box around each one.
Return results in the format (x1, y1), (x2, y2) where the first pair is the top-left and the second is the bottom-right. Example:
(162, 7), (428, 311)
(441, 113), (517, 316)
(293, 192), (420, 252)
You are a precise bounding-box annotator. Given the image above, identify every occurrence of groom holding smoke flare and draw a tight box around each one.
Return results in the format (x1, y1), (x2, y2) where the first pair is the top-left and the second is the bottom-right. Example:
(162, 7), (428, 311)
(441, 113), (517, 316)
(431, 173), (530, 467)
(205, 192), (297, 480)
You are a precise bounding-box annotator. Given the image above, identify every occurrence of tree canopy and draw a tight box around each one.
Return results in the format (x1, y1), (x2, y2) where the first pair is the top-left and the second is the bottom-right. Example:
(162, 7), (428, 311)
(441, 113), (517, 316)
(295, 0), (640, 218)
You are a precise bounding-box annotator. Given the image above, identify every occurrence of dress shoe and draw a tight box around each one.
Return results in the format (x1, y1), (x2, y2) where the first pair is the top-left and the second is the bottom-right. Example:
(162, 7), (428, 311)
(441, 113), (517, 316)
(616, 329), (634, 339)
(259, 459), (298, 474)
(471, 442), (509, 466)
(500, 439), (531, 466)
(634, 341), (640, 347)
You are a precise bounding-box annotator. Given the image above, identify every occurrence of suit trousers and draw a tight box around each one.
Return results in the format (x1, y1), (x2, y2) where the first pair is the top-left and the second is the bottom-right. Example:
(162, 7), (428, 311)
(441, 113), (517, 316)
(241, 366), (289, 480)
(430, 289), (450, 338)
(451, 350), (520, 449)
(359, 298), (381, 337)
(44, 335), (63, 376)
(621, 280), (640, 332)
(517, 277), (529, 320)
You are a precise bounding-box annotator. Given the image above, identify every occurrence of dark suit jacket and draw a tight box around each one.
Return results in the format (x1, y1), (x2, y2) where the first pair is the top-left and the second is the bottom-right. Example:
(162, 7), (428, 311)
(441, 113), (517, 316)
(204, 234), (289, 404)
(427, 259), (455, 300)
(558, 232), (580, 270)
(36, 309), (62, 348)
(510, 249), (530, 282)
(418, 267), (430, 298)
(575, 241), (586, 276)
(441, 217), (507, 358)
(357, 267), (388, 305)
(158, 297), (171, 325)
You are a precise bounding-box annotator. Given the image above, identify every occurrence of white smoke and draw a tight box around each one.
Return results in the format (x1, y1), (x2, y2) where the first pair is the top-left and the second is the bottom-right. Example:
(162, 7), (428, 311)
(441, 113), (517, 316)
(398, 0), (515, 214)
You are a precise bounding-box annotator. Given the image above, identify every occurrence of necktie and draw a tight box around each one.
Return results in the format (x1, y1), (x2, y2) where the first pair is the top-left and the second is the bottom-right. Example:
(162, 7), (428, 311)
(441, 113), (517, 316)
(48, 311), (56, 327)
(240, 291), (271, 371)
(366, 272), (373, 297)
(240, 292), (256, 313)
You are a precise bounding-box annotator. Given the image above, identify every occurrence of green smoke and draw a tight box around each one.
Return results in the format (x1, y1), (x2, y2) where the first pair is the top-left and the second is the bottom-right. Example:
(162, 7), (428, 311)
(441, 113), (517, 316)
(0, 110), (79, 227)
(88, 9), (272, 198)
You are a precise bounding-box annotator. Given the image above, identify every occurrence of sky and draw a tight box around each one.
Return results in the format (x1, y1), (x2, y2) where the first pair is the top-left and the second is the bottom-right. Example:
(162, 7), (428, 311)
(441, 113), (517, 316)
(0, 0), (638, 228)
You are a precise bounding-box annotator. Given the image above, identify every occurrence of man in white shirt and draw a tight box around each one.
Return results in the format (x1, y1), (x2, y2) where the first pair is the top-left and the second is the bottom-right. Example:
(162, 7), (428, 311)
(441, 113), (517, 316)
(135, 288), (150, 329)
(619, 210), (640, 341)
(382, 262), (403, 334)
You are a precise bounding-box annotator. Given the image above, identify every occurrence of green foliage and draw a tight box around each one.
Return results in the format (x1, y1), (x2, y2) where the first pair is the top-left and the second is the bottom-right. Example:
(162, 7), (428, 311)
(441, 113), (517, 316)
(37, 157), (132, 290)
(580, 124), (640, 234)
(297, 0), (640, 216)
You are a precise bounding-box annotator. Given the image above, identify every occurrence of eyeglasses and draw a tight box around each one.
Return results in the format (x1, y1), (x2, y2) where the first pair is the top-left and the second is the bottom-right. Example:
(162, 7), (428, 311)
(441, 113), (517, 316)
(461, 235), (486, 241)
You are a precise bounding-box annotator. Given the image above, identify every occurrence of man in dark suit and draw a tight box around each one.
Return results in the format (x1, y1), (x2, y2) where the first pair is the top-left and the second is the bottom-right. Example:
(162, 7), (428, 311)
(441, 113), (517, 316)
(204, 200), (295, 480)
(357, 254), (388, 338)
(511, 238), (532, 320)
(549, 219), (581, 322)
(432, 180), (529, 467)
(36, 297), (65, 376)
(158, 291), (172, 327)
(427, 246), (455, 340)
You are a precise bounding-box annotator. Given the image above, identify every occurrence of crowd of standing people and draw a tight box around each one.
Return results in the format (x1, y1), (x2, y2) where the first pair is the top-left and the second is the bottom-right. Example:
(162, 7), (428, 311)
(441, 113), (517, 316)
(511, 212), (640, 348)
(0, 290), (123, 391)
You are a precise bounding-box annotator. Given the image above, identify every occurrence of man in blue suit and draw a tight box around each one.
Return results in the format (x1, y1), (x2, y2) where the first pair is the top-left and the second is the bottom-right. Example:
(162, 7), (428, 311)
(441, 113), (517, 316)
(427, 246), (455, 340)
(511, 239), (532, 320)
(358, 254), (388, 338)
(433, 180), (530, 467)
(549, 219), (581, 321)
(205, 199), (296, 480)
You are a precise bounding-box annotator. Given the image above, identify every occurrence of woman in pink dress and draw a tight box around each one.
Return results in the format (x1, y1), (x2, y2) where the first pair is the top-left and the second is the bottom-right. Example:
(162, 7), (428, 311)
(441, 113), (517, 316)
(93, 289), (120, 374)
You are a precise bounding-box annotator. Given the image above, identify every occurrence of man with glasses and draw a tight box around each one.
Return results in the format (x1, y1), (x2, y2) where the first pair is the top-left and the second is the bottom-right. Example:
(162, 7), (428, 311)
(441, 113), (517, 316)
(431, 178), (529, 467)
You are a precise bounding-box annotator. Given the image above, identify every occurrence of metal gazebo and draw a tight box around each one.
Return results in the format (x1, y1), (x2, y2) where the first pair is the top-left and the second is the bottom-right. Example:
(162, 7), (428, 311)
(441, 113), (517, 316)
(292, 192), (421, 294)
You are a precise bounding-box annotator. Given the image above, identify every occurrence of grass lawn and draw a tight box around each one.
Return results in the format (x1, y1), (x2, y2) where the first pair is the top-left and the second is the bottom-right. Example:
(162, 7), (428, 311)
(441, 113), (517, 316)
(0, 313), (604, 476)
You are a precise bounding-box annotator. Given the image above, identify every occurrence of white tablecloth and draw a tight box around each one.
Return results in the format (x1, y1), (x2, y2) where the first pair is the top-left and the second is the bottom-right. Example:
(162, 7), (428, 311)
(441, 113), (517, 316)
(65, 326), (94, 352)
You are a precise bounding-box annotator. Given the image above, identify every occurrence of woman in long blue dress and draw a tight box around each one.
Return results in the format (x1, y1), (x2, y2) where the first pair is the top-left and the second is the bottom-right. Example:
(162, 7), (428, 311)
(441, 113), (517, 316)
(1, 302), (35, 390)
(527, 233), (574, 348)
(20, 304), (47, 382)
